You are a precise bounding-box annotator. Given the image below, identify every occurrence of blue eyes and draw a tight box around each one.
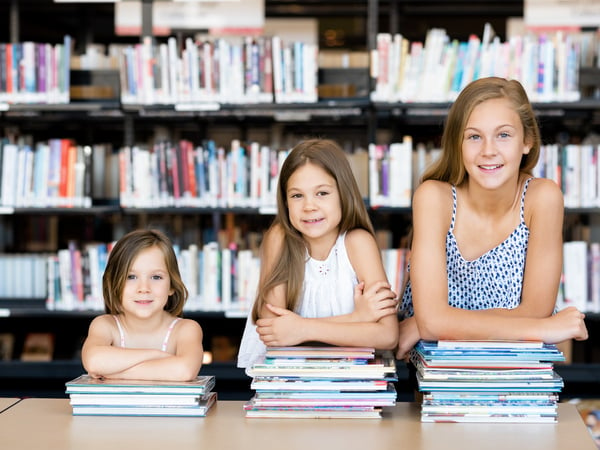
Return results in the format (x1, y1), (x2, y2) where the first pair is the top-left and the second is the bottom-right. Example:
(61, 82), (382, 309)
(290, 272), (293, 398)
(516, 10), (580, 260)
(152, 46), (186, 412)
(127, 275), (164, 280)
(467, 132), (511, 140)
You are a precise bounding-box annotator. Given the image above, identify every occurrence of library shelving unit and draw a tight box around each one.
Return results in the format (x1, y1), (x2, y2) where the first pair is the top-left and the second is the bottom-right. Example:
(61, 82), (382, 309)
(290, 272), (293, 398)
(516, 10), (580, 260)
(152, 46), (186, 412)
(1, 0), (600, 401)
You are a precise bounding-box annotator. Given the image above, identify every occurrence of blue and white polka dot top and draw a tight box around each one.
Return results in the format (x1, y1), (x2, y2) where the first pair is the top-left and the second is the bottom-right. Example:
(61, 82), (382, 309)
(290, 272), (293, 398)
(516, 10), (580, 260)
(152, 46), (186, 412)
(400, 178), (533, 317)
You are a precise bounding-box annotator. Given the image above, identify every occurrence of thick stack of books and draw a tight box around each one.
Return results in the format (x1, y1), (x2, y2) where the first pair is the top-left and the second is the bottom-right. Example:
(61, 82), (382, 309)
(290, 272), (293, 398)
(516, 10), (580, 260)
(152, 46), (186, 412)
(411, 340), (566, 423)
(65, 374), (217, 417)
(244, 346), (398, 418)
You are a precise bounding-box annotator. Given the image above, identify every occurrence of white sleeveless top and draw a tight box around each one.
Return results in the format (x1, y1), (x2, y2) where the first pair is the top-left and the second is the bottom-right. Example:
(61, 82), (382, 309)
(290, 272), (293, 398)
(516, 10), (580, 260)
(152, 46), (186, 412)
(237, 232), (358, 368)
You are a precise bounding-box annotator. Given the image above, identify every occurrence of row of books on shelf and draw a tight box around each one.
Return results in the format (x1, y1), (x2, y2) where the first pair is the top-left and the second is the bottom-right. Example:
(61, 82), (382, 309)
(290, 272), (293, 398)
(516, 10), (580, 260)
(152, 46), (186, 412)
(120, 35), (318, 106)
(370, 25), (598, 103)
(535, 142), (600, 209)
(411, 340), (566, 423)
(1, 239), (408, 314)
(5, 135), (600, 210)
(243, 346), (398, 418)
(2, 27), (599, 107)
(2, 237), (600, 315)
(0, 37), (71, 104)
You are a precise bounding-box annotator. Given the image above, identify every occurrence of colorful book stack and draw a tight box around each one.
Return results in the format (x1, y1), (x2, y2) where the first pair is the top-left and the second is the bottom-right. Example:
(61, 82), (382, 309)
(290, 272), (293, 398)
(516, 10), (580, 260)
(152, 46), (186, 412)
(411, 340), (566, 423)
(65, 374), (217, 417)
(244, 346), (398, 418)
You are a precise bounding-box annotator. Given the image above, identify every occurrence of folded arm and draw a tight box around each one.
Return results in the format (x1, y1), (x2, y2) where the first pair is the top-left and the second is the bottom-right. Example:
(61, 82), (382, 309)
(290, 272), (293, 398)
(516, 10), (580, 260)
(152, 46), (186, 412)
(82, 316), (203, 381)
(256, 228), (399, 350)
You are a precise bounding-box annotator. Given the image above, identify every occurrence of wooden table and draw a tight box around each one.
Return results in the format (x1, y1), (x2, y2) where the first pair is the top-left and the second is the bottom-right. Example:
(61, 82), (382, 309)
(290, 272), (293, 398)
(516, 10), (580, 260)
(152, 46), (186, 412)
(0, 399), (595, 450)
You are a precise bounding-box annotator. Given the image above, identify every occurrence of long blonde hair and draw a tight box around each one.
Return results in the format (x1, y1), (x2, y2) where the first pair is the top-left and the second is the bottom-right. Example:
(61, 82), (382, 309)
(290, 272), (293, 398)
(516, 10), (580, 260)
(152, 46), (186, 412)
(251, 139), (374, 322)
(422, 77), (541, 184)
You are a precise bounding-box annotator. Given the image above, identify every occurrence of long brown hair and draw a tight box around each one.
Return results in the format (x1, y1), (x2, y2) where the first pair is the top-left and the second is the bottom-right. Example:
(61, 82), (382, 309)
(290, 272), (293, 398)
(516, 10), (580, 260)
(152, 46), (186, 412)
(251, 139), (374, 322)
(102, 229), (188, 317)
(422, 77), (541, 184)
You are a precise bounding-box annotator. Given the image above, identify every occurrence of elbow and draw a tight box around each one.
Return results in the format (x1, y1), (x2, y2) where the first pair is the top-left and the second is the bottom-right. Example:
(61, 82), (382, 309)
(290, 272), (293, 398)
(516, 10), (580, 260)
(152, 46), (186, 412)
(171, 360), (202, 382)
(82, 354), (103, 377)
(378, 327), (399, 350)
(415, 316), (446, 342)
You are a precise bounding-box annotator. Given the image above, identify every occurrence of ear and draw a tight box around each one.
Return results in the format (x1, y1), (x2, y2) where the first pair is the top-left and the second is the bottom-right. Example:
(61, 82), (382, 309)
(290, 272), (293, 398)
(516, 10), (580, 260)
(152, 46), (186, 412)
(522, 137), (533, 155)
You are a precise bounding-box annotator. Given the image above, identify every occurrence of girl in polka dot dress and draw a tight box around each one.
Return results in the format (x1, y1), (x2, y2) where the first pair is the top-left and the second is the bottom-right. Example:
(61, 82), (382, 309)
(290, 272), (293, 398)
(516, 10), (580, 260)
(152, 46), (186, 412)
(237, 139), (399, 369)
(397, 77), (588, 359)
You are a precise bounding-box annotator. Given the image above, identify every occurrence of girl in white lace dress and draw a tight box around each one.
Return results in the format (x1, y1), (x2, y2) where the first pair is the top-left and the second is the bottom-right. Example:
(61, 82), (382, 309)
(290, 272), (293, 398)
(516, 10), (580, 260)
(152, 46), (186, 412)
(238, 139), (399, 368)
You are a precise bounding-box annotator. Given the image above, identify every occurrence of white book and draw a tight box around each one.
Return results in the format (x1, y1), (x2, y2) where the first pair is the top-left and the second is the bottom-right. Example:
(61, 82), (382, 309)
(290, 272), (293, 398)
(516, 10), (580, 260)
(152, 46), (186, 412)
(591, 242), (600, 313)
(221, 247), (232, 311)
(202, 242), (221, 311)
(562, 241), (589, 312)
(57, 248), (75, 310)
(1, 143), (19, 207)
(167, 36), (179, 103)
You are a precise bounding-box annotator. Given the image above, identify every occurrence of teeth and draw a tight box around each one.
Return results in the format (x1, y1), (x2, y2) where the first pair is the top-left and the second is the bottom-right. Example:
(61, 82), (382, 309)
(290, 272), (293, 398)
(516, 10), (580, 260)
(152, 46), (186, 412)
(481, 164), (501, 169)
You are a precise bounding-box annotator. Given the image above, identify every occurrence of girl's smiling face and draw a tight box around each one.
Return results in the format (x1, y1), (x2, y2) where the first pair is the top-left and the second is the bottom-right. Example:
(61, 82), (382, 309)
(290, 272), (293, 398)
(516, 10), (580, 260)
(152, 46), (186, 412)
(121, 245), (174, 318)
(286, 161), (342, 249)
(462, 97), (531, 189)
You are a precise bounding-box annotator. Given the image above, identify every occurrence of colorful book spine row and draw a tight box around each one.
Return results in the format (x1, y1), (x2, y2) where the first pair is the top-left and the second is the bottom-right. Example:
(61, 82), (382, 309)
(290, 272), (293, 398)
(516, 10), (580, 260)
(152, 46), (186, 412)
(120, 35), (318, 105)
(2, 242), (408, 315)
(534, 143), (600, 208)
(0, 139), (92, 208)
(119, 140), (288, 209)
(0, 36), (71, 104)
(371, 27), (588, 103)
(43, 240), (260, 313)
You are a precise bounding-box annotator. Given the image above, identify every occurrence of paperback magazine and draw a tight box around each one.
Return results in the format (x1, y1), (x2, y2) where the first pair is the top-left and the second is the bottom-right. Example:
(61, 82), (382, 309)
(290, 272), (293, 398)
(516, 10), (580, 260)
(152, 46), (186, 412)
(65, 374), (217, 417)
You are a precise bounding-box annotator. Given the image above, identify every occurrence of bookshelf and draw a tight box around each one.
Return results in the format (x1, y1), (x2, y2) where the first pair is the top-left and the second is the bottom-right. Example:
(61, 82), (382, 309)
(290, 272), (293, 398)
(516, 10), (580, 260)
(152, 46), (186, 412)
(1, 0), (600, 401)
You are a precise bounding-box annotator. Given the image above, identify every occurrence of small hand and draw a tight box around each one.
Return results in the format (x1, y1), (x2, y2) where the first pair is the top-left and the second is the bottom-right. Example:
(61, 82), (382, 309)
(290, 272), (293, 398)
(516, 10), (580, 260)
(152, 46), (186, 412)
(544, 306), (588, 343)
(396, 316), (420, 360)
(353, 280), (398, 322)
(256, 304), (307, 346)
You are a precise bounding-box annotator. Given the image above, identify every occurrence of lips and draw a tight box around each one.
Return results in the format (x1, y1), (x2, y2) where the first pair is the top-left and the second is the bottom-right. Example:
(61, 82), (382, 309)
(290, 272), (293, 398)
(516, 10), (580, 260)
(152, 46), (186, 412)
(479, 164), (503, 170)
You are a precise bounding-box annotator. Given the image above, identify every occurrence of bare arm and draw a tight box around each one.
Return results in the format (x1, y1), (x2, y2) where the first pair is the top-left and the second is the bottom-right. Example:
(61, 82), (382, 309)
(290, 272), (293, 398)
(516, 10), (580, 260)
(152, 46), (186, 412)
(257, 229), (399, 349)
(82, 316), (203, 381)
(411, 179), (587, 344)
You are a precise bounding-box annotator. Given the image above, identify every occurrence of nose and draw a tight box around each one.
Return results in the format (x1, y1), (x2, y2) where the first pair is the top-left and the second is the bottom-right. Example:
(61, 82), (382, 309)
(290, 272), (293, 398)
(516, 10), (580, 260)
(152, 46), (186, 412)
(302, 197), (316, 210)
(136, 279), (150, 292)
(480, 137), (497, 156)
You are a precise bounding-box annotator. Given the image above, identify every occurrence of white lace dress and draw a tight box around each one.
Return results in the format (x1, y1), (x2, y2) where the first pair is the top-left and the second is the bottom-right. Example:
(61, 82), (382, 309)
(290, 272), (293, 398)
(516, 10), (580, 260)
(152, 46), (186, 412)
(237, 232), (358, 369)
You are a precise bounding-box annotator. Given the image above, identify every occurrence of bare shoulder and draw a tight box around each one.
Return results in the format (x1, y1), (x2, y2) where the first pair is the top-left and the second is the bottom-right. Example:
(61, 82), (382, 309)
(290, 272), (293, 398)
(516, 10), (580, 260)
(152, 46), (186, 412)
(413, 180), (452, 209)
(85, 314), (117, 343)
(525, 177), (564, 212)
(89, 314), (115, 330)
(176, 318), (204, 337)
(345, 228), (378, 250)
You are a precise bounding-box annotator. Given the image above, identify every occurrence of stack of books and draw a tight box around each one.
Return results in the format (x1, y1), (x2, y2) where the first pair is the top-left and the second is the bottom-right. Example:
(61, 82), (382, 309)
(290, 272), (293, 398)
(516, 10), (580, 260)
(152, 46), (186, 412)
(65, 374), (217, 417)
(411, 340), (566, 423)
(244, 346), (398, 418)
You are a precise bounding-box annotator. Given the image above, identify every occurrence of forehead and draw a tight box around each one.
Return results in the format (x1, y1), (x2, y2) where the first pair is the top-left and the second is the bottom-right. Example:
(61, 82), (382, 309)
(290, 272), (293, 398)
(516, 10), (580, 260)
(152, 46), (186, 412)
(130, 246), (167, 268)
(466, 98), (519, 127)
(287, 162), (336, 189)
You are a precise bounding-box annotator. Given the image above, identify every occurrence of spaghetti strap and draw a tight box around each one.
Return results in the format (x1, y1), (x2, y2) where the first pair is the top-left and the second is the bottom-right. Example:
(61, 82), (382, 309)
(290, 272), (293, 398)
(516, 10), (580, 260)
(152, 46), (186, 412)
(162, 318), (181, 352)
(113, 315), (126, 348)
(520, 177), (534, 223)
(449, 185), (457, 232)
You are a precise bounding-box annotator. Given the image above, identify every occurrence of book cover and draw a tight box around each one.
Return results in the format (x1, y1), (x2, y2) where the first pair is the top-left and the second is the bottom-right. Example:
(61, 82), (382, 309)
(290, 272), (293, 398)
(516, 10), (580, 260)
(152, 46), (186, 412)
(65, 374), (216, 395)
(71, 391), (217, 417)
